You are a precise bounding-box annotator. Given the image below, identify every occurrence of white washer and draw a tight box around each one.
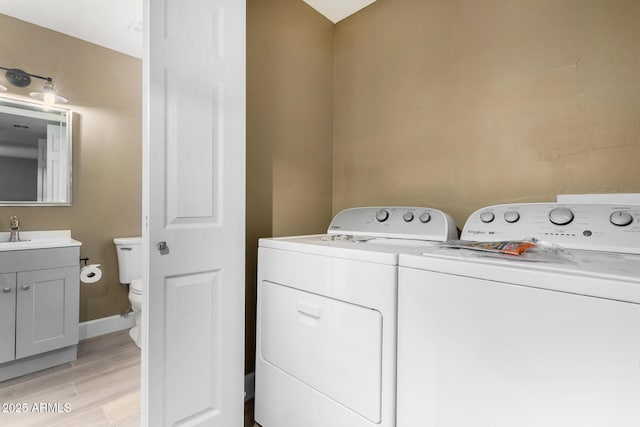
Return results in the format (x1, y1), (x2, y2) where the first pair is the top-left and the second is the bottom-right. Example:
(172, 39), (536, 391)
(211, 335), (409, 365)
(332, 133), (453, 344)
(255, 206), (458, 427)
(397, 202), (640, 427)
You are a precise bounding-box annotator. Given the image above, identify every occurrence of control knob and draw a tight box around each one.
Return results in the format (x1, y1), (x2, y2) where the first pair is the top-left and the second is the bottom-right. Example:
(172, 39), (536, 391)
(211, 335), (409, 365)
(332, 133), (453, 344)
(403, 212), (414, 222)
(418, 212), (431, 223)
(610, 210), (633, 227)
(504, 210), (520, 223)
(375, 209), (390, 222)
(549, 207), (574, 226)
(479, 211), (495, 223)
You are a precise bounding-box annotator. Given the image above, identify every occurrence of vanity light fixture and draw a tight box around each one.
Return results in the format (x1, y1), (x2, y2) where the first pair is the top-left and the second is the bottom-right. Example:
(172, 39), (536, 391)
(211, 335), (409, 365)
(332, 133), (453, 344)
(0, 66), (68, 105)
(29, 81), (68, 105)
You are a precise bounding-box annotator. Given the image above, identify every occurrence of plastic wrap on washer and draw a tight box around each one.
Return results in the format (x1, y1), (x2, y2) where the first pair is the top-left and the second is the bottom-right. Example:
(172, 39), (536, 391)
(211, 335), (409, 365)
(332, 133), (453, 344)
(432, 238), (576, 264)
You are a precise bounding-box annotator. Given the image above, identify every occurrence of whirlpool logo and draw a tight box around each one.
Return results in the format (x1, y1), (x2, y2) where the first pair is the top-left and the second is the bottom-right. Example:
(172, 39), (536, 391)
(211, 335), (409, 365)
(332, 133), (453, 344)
(466, 230), (486, 235)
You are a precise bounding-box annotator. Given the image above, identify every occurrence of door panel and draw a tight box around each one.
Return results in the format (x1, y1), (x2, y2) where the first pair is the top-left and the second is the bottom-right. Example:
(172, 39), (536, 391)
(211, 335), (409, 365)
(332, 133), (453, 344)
(165, 73), (221, 225)
(164, 271), (222, 423)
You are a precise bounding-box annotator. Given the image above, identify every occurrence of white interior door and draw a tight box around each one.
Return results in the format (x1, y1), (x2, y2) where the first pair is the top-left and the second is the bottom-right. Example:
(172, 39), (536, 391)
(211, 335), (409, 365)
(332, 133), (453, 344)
(142, 0), (246, 426)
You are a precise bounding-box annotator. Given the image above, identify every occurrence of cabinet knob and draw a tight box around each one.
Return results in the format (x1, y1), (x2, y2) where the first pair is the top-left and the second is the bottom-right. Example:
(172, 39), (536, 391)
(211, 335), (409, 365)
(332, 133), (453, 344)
(2, 287), (11, 293)
(21, 284), (31, 291)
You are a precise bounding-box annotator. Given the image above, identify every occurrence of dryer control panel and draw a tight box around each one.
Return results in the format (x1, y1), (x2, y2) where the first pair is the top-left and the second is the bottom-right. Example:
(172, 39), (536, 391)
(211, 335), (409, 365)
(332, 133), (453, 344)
(328, 207), (458, 242)
(462, 203), (640, 254)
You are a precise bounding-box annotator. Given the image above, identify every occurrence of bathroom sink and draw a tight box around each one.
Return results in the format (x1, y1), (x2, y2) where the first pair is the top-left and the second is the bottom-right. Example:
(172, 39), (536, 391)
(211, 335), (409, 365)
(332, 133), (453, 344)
(0, 230), (81, 252)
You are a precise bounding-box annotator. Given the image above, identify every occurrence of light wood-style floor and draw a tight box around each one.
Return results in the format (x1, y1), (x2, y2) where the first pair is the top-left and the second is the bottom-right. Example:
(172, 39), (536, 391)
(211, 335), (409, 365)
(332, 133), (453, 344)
(0, 330), (141, 426)
(0, 330), (257, 427)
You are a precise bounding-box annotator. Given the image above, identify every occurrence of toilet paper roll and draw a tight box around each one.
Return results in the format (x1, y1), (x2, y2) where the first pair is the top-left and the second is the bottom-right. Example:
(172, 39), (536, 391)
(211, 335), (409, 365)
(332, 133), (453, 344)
(80, 264), (102, 284)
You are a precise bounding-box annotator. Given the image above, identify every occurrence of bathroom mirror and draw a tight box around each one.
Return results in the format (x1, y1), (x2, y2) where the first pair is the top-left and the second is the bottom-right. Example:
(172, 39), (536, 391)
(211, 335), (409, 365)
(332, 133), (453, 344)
(0, 96), (72, 206)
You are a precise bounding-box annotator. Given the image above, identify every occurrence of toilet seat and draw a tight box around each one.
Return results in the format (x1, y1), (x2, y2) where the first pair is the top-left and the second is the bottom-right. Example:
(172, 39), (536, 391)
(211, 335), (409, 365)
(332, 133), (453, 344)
(130, 278), (143, 294)
(128, 278), (143, 349)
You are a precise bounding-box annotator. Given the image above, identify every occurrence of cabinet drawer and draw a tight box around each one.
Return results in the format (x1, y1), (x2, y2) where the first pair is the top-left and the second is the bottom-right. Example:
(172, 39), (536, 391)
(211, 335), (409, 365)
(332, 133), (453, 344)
(0, 247), (79, 274)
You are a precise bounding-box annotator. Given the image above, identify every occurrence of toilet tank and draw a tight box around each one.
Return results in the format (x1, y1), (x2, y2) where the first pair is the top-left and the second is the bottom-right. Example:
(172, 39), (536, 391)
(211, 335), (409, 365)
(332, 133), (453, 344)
(113, 237), (142, 284)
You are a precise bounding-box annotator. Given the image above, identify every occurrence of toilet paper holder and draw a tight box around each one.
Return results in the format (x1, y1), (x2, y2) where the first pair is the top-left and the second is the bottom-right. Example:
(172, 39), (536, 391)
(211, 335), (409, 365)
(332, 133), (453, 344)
(80, 261), (102, 284)
(80, 257), (89, 266)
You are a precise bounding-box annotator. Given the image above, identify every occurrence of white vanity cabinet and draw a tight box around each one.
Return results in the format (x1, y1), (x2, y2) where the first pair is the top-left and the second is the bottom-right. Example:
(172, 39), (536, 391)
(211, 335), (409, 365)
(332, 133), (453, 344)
(0, 245), (80, 381)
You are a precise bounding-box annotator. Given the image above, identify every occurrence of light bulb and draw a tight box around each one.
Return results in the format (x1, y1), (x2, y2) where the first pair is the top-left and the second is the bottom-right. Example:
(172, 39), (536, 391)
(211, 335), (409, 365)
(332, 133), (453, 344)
(29, 81), (68, 105)
(43, 92), (56, 105)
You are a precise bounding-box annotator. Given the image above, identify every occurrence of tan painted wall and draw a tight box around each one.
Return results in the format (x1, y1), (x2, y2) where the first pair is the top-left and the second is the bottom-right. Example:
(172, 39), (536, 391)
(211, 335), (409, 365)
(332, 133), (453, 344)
(1, 2), (333, 374)
(333, 0), (640, 228)
(0, 15), (142, 322)
(9, 0), (635, 377)
(246, 0), (334, 371)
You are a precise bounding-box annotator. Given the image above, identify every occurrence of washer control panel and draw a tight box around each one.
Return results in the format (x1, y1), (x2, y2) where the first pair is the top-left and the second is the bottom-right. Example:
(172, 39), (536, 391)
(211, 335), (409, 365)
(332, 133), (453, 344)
(463, 203), (640, 254)
(328, 206), (458, 241)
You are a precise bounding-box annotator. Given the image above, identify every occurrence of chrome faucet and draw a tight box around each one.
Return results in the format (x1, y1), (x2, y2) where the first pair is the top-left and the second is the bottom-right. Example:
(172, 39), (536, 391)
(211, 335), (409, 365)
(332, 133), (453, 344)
(9, 216), (19, 242)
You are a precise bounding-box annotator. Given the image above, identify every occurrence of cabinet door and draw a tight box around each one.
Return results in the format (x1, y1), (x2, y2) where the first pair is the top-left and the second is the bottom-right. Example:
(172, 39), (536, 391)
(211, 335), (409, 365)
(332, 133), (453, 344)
(0, 273), (16, 364)
(15, 266), (79, 359)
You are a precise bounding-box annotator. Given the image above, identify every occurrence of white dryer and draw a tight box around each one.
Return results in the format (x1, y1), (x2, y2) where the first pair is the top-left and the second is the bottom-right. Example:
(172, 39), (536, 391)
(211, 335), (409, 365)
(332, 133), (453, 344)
(255, 206), (457, 427)
(397, 202), (640, 427)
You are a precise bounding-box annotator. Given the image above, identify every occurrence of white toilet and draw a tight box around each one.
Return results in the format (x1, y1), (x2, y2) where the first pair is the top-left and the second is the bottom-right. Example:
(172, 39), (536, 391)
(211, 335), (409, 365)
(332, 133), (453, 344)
(113, 237), (143, 348)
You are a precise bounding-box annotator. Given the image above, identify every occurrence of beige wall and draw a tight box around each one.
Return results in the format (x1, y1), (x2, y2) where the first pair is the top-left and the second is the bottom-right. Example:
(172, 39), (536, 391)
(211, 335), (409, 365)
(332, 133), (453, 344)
(0, 15), (142, 322)
(1, 3), (333, 374)
(333, 0), (640, 227)
(246, 0), (334, 371)
(6, 0), (638, 375)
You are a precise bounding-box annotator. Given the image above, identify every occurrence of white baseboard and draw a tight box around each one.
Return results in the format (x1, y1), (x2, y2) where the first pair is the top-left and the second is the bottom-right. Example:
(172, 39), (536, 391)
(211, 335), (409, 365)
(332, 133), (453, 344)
(245, 371), (255, 401)
(79, 313), (136, 340)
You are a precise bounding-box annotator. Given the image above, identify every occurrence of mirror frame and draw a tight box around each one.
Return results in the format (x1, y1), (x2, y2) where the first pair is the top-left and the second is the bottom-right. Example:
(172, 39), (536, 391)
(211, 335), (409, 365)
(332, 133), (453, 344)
(0, 96), (73, 206)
